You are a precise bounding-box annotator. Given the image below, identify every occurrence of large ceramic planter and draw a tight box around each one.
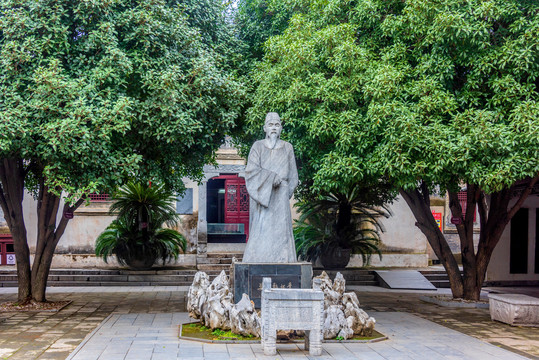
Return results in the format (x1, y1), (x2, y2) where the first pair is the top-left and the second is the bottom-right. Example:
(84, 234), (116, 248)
(124, 254), (157, 270)
(320, 247), (352, 269)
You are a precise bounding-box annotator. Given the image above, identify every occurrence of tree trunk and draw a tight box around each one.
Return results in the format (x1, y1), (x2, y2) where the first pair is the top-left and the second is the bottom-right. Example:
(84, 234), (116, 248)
(402, 175), (538, 301)
(399, 185), (464, 298)
(448, 187), (480, 300)
(471, 175), (539, 299)
(0, 158), (32, 303)
(31, 183), (84, 302)
(0, 158), (85, 302)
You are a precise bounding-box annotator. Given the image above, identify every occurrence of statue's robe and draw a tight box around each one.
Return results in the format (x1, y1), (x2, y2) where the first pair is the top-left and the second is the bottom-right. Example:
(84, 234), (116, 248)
(242, 139), (298, 263)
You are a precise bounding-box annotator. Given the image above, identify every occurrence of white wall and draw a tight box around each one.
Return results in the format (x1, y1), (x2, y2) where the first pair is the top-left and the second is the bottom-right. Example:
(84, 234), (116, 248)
(380, 195), (427, 252)
(21, 187), (198, 268)
(22, 192), (115, 253)
(486, 195), (539, 282)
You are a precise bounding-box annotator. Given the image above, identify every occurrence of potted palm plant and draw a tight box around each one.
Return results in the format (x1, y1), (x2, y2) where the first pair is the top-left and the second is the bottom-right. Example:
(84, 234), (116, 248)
(294, 185), (390, 269)
(95, 182), (187, 269)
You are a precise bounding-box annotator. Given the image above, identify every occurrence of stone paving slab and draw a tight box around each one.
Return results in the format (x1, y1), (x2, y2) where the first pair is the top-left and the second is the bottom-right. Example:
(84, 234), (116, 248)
(374, 270), (437, 290)
(66, 312), (529, 360)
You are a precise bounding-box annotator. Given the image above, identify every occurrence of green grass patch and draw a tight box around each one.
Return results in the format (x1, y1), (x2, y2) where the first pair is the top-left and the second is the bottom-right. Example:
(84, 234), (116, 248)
(181, 322), (259, 341)
(181, 322), (386, 342)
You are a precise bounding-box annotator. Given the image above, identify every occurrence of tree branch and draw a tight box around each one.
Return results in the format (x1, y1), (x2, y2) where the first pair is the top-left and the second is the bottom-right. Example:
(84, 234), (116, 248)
(507, 174), (539, 220)
(0, 177), (12, 229)
(477, 190), (488, 231)
(54, 197), (85, 243)
(419, 180), (430, 205)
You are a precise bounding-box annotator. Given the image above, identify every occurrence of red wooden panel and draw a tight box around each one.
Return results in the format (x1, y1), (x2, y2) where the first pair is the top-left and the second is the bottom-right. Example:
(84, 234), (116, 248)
(457, 191), (476, 222)
(224, 177), (250, 241)
(88, 193), (111, 202)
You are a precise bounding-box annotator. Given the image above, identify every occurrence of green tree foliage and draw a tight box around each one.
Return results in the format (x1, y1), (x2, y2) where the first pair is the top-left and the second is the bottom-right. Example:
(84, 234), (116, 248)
(0, 0), (244, 302)
(248, 0), (539, 299)
(232, 0), (307, 150)
(235, 0), (304, 63)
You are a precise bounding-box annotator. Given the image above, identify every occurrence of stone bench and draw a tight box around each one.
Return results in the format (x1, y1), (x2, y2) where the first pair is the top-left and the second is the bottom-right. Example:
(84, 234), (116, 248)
(261, 277), (324, 356)
(489, 293), (539, 327)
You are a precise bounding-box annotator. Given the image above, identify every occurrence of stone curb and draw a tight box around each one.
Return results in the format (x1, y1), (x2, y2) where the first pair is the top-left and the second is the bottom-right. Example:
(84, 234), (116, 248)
(420, 295), (489, 309)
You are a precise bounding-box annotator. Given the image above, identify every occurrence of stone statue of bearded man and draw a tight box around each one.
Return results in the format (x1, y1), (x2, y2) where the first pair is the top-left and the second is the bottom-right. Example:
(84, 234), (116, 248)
(242, 112), (299, 263)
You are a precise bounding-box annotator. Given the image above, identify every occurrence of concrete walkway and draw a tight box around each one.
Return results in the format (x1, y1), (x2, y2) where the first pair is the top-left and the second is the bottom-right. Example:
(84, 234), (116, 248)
(66, 311), (528, 360)
(1, 286), (538, 359)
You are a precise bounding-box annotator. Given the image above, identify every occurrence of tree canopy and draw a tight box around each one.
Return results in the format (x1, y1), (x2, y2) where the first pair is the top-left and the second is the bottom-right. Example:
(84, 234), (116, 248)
(1, 0), (245, 196)
(247, 0), (539, 299)
(249, 0), (538, 194)
(0, 0), (244, 302)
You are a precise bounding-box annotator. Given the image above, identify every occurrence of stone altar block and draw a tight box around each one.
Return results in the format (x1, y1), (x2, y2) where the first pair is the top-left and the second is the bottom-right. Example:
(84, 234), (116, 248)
(261, 277), (324, 356)
(489, 293), (539, 327)
(233, 262), (312, 308)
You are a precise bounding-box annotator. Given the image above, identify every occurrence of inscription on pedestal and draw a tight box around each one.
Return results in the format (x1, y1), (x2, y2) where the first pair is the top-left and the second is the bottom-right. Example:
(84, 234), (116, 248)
(250, 275), (300, 299)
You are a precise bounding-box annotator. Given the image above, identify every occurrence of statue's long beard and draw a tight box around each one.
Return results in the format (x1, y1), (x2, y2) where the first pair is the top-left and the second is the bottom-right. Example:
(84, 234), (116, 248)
(268, 134), (279, 149)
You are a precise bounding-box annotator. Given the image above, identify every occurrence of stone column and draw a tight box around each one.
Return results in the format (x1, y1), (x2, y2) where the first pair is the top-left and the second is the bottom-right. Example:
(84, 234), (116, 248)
(196, 181), (208, 261)
(261, 277), (276, 356)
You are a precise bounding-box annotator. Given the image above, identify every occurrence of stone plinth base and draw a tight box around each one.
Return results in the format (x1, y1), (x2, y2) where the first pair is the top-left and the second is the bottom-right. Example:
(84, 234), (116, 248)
(489, 293), (539, 327)
(233, 262), (312, 308)
(261, 277), (323, 356)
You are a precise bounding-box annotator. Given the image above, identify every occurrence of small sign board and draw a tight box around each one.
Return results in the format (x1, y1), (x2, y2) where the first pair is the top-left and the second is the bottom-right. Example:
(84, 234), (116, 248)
(431, 211), (442, 231)
(6, 254), (15, 265)
(450, 216), (462, 225)
(63, 211), (74, 219)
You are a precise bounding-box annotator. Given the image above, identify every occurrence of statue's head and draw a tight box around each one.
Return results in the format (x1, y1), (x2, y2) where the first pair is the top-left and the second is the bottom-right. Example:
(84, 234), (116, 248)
(263, 112), (282, 139)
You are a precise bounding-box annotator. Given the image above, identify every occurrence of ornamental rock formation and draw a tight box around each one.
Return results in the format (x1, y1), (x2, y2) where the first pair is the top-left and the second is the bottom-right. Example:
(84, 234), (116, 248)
(314, 271), (376, 339)
(187, 270), (375, 340)
(187, 270), (261, 337)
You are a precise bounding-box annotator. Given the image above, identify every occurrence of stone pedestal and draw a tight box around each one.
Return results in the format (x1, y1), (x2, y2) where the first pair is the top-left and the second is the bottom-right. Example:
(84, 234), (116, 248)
(489, 293), (539, 327)
(261, 277), (324, 356)
(233, 262), (313, 308)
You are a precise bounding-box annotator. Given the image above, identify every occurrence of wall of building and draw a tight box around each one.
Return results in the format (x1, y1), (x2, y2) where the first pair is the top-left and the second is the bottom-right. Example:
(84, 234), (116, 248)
(348, 195), (429, 268)
(486, 195), (539, 283)
(18, 188), (198, 269)
(13, 184), (432, 268)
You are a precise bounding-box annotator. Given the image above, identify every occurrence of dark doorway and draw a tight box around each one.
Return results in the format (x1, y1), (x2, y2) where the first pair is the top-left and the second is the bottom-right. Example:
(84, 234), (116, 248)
(510, 208), (528, 274)
(207, 178), (226, 224)
(206, 175), (249, 243)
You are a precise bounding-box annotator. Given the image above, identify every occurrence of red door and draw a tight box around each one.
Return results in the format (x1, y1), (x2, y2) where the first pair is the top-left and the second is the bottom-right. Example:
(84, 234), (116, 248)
(0, 234), (15, 265)
(224, 177), (250, 241)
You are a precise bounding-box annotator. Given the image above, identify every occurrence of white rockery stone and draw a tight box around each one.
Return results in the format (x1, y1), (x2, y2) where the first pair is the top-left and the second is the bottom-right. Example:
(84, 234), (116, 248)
(187, 270), (375, 340)
(187, 270), (261, 337)
(314, 271), (376, 339)
(203, 270), (233, 330)
(323, 304), (352, 339)
(230, 293), (261, 337)
(187, 271), (210, 320)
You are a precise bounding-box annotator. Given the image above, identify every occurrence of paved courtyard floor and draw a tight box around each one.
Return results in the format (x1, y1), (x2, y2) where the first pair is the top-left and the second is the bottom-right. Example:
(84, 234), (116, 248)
(0, 286), (537, 359)
(66, 311), (529, 360)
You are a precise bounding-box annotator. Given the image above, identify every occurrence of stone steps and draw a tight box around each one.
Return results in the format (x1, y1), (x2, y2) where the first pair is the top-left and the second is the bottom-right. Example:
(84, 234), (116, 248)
(196, 252), (243, 272)
(0, 268), (223, 287)
(0, 262), (379, 288)
(420, 270), (494, 288)
(313, 269), (378, 286)
(419, 270), (450, 288)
